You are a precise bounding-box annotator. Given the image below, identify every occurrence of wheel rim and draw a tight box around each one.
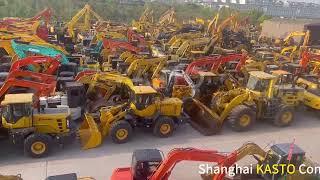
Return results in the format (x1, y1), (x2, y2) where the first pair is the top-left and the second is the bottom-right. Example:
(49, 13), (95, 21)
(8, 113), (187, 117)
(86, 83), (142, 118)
(31, 142), (46, 155)
(281, 111), (293, 124)
(239, 114), (251, 127)
(116, 129), (128, 140)
(160, 124), (171, 134)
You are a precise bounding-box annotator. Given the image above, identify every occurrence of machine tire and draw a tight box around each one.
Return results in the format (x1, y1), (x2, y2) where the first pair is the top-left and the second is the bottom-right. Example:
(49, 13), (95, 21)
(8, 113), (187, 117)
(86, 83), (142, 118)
(153, 116), (175, 138)
(110, 120), (133, 144)
(228, 105), (255, 132)
(24, 133), (52, 158)
(273, 105), (294, 127)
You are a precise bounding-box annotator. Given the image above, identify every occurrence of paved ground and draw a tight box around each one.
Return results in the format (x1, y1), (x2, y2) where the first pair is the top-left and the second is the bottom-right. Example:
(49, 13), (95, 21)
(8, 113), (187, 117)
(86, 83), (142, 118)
(0, 111), (319, 180)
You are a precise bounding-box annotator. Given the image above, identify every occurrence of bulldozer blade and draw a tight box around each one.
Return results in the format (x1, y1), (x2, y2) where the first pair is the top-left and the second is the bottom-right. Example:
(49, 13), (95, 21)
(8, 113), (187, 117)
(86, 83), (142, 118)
(183, 98), (221, 136)
(78, 114), (102, 150)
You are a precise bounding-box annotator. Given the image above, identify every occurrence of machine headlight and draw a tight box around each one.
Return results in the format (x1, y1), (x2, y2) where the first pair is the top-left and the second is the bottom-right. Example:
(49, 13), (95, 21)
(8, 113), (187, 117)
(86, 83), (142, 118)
(66, 119), (70, 128)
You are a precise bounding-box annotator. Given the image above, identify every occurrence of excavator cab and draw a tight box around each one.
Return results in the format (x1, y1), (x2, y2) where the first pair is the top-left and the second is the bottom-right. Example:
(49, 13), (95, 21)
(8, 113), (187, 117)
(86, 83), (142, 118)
(262, 143), (305, 180)
(131, 149), (163, 180)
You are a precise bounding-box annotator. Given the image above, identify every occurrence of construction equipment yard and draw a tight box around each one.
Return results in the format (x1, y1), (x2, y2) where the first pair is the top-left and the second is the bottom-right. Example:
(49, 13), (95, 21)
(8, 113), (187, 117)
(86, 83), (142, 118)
(0, 0), (320, 179)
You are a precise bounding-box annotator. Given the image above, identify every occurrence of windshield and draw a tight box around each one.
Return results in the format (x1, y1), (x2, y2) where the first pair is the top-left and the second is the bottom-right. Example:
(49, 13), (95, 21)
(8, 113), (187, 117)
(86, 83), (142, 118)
(255, 52), (274, 61)
(247, 76), (270, 91)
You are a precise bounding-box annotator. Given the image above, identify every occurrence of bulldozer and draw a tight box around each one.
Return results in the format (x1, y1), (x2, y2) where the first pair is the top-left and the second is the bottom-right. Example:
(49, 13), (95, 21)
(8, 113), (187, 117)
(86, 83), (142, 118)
(78, 85), (186, 149)
(0, 93), (75, 158)
(184, 71), (296, 135)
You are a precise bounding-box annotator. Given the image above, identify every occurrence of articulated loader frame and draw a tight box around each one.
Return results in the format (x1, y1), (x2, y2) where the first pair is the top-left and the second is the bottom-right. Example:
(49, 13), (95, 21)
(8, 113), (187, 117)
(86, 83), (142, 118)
(78, 104), (127, 149)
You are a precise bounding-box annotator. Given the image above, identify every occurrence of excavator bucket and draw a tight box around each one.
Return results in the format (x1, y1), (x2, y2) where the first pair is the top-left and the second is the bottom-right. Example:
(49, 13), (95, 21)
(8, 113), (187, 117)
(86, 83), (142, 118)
(183, 98), (221, 136)
(78, 114), (102, 150)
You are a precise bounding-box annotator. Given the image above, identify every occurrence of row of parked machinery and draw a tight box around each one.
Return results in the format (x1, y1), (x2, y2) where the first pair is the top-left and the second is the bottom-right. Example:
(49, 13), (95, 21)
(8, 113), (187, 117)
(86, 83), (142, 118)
(0, 3), (318, 170)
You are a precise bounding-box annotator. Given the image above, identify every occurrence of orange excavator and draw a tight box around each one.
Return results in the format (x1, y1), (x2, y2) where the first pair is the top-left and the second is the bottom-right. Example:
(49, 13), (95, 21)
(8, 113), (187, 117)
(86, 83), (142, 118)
(10, 56), (61, 75)
(185, 53), (247, 76)
(0, 78), (56, 102)
(110, 148), (228, 180)
(111, 142), (314, 180)
(6, 70), (57, 85)
(298, 50), (320, 74)
(102, 38), (141, 54)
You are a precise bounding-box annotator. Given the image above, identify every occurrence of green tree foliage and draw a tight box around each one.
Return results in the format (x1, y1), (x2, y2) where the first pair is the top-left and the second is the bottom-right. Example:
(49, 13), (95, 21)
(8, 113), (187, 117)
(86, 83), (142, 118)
(0, 0), (269, 25)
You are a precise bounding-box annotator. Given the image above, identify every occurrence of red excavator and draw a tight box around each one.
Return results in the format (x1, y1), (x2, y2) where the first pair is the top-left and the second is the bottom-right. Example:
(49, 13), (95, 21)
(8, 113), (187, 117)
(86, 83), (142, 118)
(103, 38), (141, 54)
(111, 142), (312, 180)
(127, 28), (146, 45)
(185, 53), (248, 76)
(7, 70), (57, 85)
(110, 148), (228, 180)
(298, 50), (320, 74)
(10, 56), (61, 75)
(0, 78), (56, 102)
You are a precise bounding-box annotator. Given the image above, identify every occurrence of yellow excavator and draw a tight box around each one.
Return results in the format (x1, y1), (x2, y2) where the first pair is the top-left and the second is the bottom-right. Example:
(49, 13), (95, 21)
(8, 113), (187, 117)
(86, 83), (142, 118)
(64, 4), (103, 40)
(280, 30), (311, 61)
(203, 142), (318, 180)
(125, 56), (168, 81)
(132, 7), (153, 33)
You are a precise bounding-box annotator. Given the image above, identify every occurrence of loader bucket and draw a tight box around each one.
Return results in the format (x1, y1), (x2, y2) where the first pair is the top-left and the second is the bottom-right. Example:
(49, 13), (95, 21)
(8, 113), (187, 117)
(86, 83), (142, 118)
(78, 114), (102, 150)
(183, 98), (221, 136)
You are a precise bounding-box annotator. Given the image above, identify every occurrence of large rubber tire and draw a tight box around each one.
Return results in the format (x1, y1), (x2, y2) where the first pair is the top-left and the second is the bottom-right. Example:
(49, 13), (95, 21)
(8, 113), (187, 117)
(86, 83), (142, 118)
(153, 116), (175, 138)
(273, 105), (294, 127)
(110, 120), (133, 144)
(24, 133), (52, 158)
(227, 105), (255, 132)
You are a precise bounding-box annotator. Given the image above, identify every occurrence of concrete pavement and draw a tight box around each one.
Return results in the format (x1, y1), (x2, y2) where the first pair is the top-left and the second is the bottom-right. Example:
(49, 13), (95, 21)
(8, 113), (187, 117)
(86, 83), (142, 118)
(0, 111), (319, 180)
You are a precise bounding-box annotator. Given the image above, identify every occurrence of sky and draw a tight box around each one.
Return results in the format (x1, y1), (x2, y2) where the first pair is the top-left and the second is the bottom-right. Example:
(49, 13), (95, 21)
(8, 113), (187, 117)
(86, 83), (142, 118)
(287, 0), (319, 3)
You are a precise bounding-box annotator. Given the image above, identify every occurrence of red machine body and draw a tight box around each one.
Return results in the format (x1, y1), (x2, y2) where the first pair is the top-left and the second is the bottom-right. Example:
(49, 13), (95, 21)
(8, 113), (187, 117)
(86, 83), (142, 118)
(111, 148), (230, 180)
(102, 38), (141, 54)
(10, 56), (60, 75)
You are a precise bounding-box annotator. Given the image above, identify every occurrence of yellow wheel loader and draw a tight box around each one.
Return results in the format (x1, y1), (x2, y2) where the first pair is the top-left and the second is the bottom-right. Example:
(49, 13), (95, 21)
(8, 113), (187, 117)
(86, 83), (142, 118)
(78, 86), (187, 149)
(0, 93), (75, 158)
(77, 72), (134, 112)
(296, 75), (320, 110)
(184, 71), (296, 135)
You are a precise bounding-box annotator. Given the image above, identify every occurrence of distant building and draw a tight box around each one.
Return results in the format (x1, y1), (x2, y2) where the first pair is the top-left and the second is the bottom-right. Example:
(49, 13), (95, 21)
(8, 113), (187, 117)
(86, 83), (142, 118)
(182, 0), (320, 19)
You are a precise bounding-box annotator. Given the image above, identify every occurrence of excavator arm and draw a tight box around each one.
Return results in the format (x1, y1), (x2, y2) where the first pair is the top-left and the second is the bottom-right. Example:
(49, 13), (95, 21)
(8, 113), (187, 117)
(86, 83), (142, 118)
(10, 56), (60, 74)
(102, 38), (140, 54)
(0, 78), (55, 101)
(7, 70), (56, 85)
(149, 148), (227, 180)
(126, 57), (167, 79)
(65, 4), (103, 38)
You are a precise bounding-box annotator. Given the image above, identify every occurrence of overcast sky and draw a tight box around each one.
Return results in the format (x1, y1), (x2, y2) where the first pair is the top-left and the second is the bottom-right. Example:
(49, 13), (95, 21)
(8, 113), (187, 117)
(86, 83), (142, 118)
(289, 0), (319, 3)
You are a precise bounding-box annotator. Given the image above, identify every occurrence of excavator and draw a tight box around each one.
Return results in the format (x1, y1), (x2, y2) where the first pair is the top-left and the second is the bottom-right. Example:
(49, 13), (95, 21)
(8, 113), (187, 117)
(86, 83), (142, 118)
(132, 7), (154, 33)
(11, 40), (69, 64)
(5, 70), (57, 85)
(64, 4), (103, 40)
(125, 56), (167, 82)
(9, 56), (60, 74)
(280, 30), (311, 61)
(111, 142), (317, 180)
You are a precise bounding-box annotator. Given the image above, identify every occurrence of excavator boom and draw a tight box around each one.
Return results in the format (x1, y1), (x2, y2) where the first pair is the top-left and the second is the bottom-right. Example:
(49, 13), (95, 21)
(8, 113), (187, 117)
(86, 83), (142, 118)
(10, 56), (60, 74)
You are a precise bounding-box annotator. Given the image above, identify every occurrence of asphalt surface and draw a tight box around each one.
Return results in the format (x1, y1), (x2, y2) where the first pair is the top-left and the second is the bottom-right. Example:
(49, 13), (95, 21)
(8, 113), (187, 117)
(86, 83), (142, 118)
(0, 111), (319, 180)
